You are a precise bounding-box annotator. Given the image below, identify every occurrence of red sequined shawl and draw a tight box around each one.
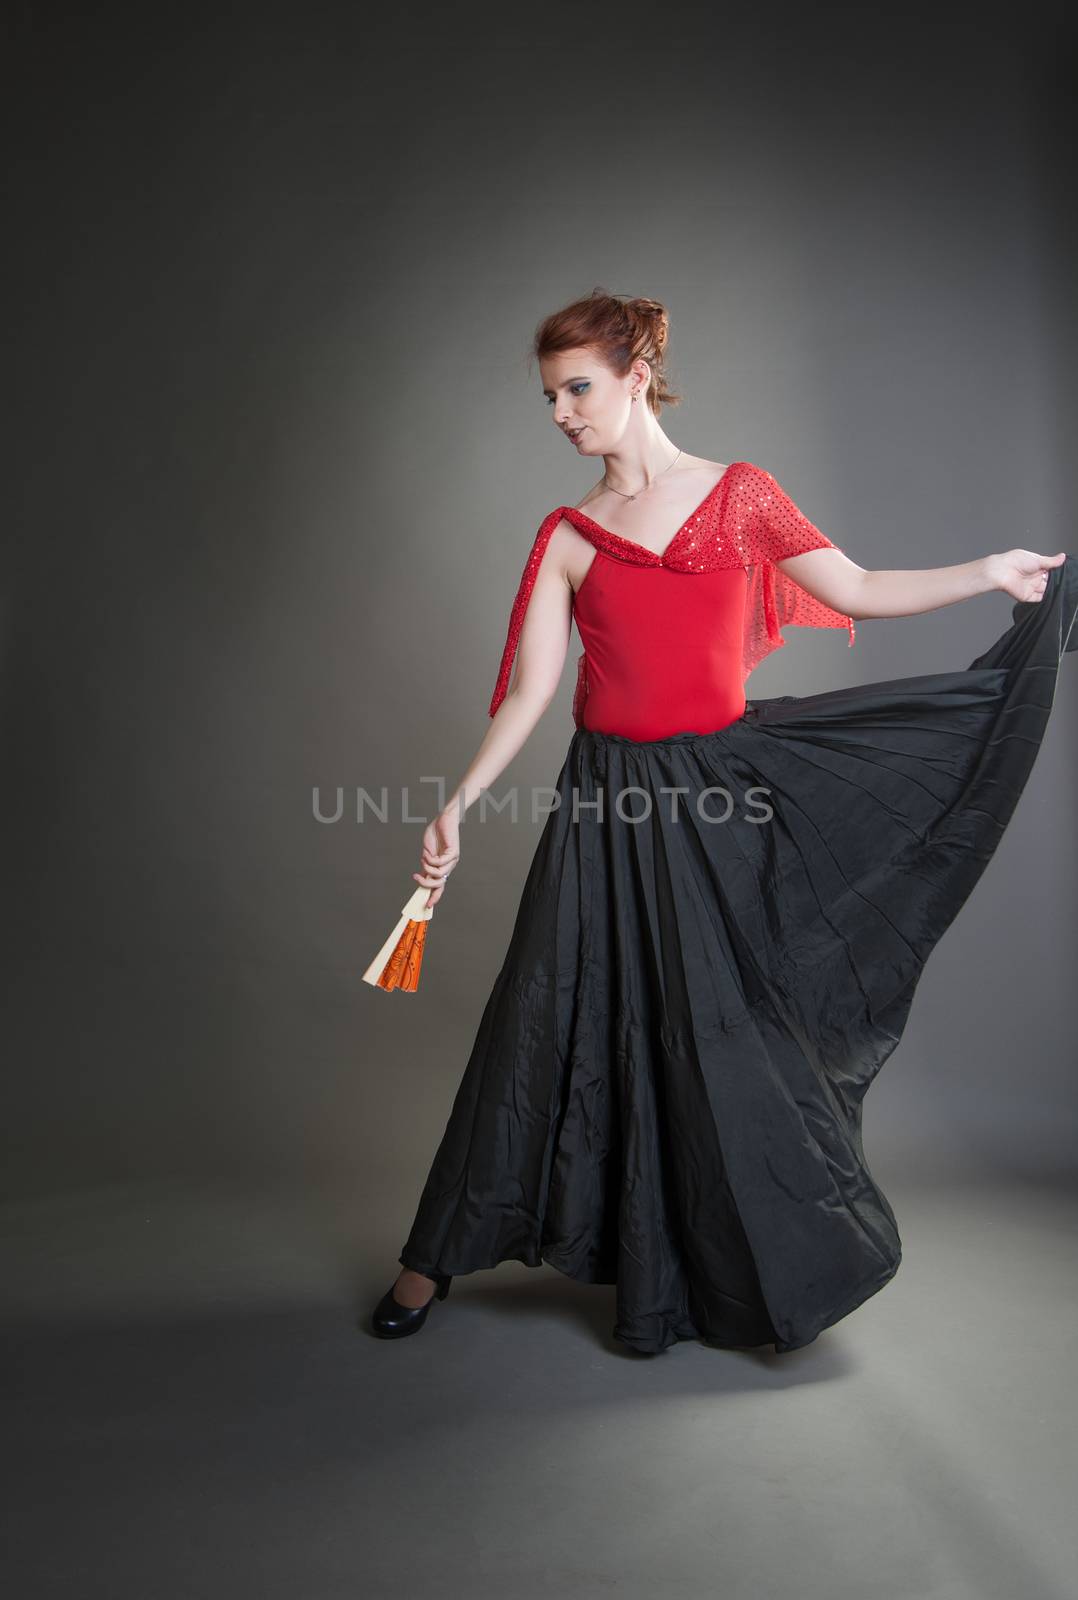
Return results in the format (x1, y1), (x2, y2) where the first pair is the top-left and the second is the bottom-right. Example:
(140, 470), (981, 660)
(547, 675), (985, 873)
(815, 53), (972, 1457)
(488, 459), (856, 727)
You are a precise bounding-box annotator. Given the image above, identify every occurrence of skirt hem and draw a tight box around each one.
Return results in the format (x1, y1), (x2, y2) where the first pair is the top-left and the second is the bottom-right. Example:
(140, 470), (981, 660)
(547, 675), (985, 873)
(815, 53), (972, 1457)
(398, 1244), (902, 1357)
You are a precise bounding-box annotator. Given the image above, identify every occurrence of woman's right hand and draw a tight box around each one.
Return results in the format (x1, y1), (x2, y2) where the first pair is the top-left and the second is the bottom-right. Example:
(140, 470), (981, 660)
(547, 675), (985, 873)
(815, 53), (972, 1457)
(413, 807), (461, 909)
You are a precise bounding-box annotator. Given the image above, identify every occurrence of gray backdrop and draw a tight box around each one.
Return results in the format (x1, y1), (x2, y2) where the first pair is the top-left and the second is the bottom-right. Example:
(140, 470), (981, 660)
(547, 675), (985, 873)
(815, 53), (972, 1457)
(5, 3), (1076, 1212)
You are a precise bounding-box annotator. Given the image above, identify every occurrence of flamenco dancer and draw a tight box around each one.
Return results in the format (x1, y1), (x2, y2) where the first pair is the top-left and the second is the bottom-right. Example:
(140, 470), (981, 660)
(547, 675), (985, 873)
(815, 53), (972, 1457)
(371, 288), (1075, 1355)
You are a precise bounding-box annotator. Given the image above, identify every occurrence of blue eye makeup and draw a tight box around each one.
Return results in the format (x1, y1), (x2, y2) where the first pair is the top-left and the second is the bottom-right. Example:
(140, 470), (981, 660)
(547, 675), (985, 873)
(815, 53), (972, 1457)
(545, 382), (590, 405)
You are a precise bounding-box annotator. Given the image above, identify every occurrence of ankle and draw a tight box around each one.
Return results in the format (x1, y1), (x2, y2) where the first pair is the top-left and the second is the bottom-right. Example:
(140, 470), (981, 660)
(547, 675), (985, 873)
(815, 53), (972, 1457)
(394, 1267), (438, 1308)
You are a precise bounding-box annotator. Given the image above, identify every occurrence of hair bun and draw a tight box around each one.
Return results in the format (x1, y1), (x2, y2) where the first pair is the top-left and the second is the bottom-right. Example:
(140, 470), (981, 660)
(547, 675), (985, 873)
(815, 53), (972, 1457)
(628, 297), (670, 352)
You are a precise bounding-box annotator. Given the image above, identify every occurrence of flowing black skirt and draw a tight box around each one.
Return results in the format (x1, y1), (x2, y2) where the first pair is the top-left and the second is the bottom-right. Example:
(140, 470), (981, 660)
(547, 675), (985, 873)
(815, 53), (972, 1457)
(399, 558), (1077, 1354)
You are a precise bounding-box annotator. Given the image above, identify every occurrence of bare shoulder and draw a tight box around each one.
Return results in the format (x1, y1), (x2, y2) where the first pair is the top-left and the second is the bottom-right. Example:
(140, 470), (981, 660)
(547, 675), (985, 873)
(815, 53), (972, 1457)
(546, 512), (594, 564)
(690, 454), (733, 479)
(542, 514), (598, 598)
(668, 453), (733, 491)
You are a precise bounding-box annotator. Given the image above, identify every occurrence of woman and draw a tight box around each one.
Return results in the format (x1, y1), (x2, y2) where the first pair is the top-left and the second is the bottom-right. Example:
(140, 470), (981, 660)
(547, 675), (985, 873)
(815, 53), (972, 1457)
(370, 288), (1074, 1355)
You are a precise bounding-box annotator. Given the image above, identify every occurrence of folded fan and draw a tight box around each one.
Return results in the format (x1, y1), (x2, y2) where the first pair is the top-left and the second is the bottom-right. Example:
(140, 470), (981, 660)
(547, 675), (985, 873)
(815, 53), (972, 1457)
(363, 885), (434, 992)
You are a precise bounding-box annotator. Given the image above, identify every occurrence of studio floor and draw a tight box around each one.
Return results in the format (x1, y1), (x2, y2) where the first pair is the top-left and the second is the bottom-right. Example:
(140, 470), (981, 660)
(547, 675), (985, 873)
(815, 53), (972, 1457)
(3, 1171), (1076, 1600)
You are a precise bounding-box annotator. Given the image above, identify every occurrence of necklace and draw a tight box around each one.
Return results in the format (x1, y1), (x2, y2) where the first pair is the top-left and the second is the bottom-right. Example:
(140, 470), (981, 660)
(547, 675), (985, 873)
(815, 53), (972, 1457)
(602, 447), (683, 504)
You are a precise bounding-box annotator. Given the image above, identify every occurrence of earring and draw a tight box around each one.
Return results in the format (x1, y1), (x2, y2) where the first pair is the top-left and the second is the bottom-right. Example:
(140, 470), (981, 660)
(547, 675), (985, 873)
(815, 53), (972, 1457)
(631, 393), (638, 403)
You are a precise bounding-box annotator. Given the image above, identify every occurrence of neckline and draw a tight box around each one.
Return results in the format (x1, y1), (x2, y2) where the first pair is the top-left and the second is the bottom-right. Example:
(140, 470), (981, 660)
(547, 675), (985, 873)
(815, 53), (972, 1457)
(561, 461), (739, 564)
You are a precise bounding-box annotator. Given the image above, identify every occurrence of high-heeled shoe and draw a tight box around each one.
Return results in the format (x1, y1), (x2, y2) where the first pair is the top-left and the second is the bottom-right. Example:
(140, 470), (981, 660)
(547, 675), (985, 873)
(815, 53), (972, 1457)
(370, 1270), (452, 1338)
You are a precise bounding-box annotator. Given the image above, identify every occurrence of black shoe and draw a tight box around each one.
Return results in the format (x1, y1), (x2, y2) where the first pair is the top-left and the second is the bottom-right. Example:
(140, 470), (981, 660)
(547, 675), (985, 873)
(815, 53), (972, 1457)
(370, 1271), (452, 1338)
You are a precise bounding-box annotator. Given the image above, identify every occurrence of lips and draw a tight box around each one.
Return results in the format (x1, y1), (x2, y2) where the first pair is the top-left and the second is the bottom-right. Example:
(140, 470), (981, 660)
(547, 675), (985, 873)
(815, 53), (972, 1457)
(566, 427), (585, 441)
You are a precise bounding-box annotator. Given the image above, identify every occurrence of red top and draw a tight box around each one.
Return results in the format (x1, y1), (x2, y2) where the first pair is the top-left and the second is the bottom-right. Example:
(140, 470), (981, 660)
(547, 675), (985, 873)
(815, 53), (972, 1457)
(489, 459), (856, 741)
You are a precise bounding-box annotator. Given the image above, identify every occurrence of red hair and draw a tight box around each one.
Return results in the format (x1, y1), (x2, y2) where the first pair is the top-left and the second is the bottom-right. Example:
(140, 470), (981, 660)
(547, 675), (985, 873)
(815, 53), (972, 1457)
(531, 287), (682, 416)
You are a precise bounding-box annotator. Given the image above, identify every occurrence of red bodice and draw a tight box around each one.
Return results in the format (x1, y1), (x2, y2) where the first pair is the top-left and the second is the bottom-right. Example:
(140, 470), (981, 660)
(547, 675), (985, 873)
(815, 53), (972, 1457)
(572, 558), (749, 740)
(488, 459), (856, 740)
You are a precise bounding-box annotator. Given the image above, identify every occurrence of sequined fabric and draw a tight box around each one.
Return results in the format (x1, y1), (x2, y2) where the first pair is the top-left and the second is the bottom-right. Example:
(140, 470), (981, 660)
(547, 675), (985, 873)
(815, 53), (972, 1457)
(488, 461), (855, 729)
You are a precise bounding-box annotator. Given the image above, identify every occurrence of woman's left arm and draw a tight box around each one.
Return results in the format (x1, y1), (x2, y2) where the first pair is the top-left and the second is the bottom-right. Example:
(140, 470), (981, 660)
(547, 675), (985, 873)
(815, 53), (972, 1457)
(775, 545), (1068, 621)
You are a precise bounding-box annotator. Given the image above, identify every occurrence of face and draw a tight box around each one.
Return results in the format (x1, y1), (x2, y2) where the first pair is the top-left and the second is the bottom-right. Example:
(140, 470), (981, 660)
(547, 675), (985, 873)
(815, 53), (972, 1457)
(540, 347), (646, 453)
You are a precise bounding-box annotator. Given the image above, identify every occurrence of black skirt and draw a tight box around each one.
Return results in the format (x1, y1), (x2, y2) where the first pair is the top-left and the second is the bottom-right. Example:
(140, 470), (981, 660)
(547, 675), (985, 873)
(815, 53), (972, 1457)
(399, 558), (1077, 1354)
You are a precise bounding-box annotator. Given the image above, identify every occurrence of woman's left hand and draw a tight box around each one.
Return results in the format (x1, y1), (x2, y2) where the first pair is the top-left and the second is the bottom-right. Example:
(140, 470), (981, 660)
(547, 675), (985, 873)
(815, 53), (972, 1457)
(988, 548), (1067, 603)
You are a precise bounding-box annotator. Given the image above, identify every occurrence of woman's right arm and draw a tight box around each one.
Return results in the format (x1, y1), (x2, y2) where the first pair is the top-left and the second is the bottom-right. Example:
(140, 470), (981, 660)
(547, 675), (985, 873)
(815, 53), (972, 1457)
(415, 528), (575, 905)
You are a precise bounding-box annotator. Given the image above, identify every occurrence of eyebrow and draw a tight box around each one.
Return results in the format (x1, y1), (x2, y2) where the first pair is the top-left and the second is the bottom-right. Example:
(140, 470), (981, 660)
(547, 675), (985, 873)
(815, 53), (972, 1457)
(541, 376), (591, 395)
